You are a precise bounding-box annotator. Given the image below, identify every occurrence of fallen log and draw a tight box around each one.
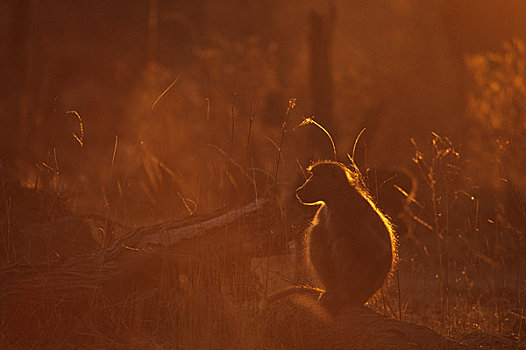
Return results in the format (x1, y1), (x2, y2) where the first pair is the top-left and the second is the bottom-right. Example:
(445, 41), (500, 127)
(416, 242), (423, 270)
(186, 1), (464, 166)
(0, 197), (285, 347)
(0, 197), (285, 295)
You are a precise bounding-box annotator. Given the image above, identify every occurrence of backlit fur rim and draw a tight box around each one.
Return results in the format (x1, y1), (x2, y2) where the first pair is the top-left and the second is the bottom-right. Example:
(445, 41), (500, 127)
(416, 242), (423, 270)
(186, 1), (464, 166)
(306, 160), (399, 270)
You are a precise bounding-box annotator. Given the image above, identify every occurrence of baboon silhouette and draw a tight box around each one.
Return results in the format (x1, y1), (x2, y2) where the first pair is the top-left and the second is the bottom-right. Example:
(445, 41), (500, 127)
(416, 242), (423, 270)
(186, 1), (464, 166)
(296, 160), (397, 312)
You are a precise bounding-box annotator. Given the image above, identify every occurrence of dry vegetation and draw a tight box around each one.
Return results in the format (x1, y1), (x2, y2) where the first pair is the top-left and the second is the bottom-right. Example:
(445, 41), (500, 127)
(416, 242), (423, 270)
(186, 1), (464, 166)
(2, 2), (526, 349)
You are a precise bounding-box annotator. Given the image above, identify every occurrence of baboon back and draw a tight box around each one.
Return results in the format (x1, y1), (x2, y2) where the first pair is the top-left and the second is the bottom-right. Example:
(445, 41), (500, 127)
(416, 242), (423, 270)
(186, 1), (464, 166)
(297, 161), (395, 312)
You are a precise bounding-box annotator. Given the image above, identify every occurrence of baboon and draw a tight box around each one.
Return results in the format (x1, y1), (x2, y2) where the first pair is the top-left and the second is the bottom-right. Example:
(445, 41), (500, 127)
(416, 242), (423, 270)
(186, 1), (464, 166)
(296, 161), (397, 312)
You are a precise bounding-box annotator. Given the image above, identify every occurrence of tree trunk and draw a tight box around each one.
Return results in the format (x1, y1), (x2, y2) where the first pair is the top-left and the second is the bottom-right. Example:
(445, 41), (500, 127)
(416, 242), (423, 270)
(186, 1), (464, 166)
(309, 7), (336, 160)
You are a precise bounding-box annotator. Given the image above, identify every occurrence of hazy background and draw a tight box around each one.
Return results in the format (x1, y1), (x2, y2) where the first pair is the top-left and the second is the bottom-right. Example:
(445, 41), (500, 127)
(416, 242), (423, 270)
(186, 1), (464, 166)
(4, 2), (526, 348)
(2, 0), (526, 219)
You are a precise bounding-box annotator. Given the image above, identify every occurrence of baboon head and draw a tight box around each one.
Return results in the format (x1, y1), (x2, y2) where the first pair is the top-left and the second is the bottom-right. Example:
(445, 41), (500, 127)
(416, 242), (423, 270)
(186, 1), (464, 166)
(296, 161), (354, 205)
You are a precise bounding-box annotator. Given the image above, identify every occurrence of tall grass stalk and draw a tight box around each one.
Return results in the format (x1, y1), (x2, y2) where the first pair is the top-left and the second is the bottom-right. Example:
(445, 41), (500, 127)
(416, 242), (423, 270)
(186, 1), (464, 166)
(245, 101), (255, 162)
(272, 98), (296, 197)
(411, 133), (459, 335)
(294, 115), (337, 161)
(66, 110), (84, 148)
(264, 98), (296, 299)
(111, 135), (119, 169)
(229, 96), (237, 156)
(150, 76), (179, 110)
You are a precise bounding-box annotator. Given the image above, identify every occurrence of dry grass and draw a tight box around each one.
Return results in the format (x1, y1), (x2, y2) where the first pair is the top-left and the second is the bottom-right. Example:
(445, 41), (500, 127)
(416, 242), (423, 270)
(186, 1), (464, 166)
(2, 39), (526, 349)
